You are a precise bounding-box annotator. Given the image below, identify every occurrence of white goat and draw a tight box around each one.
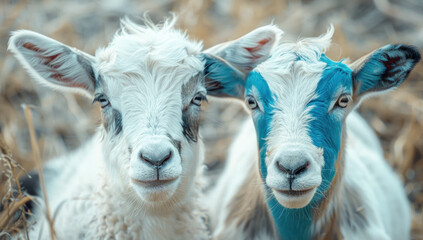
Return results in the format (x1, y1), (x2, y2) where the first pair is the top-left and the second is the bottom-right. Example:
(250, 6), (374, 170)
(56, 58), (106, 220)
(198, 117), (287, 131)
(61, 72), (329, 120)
(204, 27), (420, 239)
(9, 17), (210, 240)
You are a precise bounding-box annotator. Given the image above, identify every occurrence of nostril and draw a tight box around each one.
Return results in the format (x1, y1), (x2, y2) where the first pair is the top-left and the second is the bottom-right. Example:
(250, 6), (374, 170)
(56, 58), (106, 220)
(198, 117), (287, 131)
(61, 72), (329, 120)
(276, 161), (309, 176)
(140, 153), (154, 165)
(139, 151), (173, 167)
(293, 162), (309, 175)
(161, 151), (172, 165)
(276, 161), (291, 174)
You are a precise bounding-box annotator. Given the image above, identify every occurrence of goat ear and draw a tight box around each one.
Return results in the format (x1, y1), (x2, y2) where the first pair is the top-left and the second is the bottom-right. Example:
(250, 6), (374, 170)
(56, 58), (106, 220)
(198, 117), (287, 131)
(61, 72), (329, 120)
(203, 25), (282, 99)
(351, 44), (420, 101)
(203, 54), (246, 99)
(8, 30), (96, 98)
(205, 25), (283, 74)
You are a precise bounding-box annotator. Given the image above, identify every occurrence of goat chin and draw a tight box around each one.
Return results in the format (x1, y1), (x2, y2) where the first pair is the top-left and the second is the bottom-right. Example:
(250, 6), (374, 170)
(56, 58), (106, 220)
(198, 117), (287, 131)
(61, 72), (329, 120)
(272, 188), (316, 209)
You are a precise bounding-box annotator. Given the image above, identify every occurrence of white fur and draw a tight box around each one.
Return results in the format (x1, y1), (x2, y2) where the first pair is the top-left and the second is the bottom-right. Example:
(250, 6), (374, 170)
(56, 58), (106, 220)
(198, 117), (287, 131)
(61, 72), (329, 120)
(10, 17), (209, 239)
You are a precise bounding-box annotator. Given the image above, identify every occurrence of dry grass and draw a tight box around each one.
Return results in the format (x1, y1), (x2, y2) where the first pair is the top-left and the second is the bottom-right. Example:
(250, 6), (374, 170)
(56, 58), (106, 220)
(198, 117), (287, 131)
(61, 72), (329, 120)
(21, 105), (55, 240)
(0, 134), (31, 239)
(0, 0), (422, 239)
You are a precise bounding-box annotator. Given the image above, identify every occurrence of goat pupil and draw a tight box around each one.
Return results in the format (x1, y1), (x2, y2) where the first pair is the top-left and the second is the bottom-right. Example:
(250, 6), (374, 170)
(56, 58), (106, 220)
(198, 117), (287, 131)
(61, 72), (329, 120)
(248, 99), (256, 107)
(100, 98), (109, 108)
(192, 94), (203, 106)
(337, 96), (349, 108)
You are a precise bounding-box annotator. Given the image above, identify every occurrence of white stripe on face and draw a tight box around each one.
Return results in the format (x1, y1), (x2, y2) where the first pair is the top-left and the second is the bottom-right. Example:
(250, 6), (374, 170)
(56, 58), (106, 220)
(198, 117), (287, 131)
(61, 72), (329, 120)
(256, 53), (326, 163)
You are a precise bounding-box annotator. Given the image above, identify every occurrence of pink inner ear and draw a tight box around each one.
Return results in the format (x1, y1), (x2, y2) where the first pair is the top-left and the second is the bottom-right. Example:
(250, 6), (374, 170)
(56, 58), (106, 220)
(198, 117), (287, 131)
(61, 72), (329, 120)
(23, 42), (62, 66)
(23, 42), (40, 51)
(244, 38), (270, 61)
(23, 42), (88, 89)
(244, 38), (270, 54)
(50, 72), (89, 89)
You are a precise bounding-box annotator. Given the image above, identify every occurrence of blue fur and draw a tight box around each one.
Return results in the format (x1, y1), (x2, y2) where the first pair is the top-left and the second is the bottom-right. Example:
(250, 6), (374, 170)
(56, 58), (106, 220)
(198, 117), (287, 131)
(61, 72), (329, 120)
(247, 72), (314, 240)
(246, 57), (353, 240)
(245, 72), (274, 180)
(245, 71), (273, 183)
(354, 44), (420, 96)
(202, 53), (246, 98)
(355, 48), (388, 94)
(307, 55), (352, 198)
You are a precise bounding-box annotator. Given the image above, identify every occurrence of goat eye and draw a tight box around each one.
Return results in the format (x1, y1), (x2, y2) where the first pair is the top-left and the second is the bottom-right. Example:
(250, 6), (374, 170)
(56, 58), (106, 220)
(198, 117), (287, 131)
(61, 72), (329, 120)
(336, 94), (350, 108)
(94, 94), (110, 108)
(191, 93), (205, 106)
(246, 96), (258, 110)
(99, 98), (110, 108)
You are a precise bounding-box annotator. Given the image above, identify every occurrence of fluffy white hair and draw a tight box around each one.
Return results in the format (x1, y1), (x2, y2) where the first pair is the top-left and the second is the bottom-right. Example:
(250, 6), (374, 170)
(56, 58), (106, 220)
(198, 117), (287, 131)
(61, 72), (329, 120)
(255, 25), (334, 83)
(96, 17), (203, 79)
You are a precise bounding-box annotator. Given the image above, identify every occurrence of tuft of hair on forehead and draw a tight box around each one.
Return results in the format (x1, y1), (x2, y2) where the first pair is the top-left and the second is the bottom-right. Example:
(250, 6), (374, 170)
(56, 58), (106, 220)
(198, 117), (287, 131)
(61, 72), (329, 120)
(294, 24), (334, 59)
(255, 25), (334, 76)
(95, 15), (204, 81)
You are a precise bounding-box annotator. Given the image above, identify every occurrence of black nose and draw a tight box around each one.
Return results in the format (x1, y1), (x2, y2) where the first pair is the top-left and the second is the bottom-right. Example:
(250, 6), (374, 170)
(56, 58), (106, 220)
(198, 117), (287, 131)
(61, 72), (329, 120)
(140, 151), (172, 167)
(276, 161), (309, 176)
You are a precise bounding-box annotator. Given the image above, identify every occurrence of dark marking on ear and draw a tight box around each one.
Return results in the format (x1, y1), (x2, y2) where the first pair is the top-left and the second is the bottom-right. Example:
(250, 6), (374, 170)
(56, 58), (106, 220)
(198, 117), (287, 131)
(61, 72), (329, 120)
(203, 56), (223, 91)
(203, 54), (227, 93)
(202, 53), (246, 98)
(205, 78), (224, 93)
(380, 45), (420, 86)
(76, 53), (96, 85)
(352, 44), (421, 95)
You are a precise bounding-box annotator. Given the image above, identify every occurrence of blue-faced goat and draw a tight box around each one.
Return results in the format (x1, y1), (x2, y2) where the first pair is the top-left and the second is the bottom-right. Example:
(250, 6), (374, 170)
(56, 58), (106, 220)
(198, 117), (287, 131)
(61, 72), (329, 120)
(8, 17), (211, 239)
(204, 26), (420, 240)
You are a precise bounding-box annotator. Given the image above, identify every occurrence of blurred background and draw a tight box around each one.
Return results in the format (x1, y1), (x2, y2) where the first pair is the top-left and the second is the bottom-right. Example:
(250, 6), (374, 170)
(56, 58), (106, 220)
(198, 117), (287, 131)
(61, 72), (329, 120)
(0, 0), (422, 239)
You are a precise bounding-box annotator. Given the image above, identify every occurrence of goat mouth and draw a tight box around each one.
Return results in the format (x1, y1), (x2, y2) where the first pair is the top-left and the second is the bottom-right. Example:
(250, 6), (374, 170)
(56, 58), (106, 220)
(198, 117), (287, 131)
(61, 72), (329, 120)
(131, 178), (177, 188)
(275, 188), (314, 197)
